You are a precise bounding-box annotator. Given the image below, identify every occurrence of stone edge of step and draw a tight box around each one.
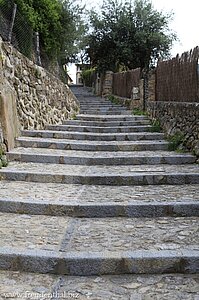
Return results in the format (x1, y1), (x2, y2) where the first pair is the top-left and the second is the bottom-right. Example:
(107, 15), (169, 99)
(0, 199), (198, 218)
(6, 152), (197, 166)
(0, 247), (198, 275)
(0, 170), (199, 185)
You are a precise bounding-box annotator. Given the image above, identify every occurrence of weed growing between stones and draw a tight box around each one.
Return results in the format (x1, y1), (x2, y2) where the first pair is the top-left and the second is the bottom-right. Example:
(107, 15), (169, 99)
(71, 113), (77, 120)
(150, 119), (162, 132)
(167, 133), (185, 151)
(132, 108), (148, 116)
(107, 95), (120, 105)
(0, 145), (8, 168)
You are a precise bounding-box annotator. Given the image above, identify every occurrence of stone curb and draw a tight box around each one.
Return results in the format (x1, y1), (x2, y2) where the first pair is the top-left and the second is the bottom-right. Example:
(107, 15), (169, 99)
(1, 171), (199, 185)
(21, 130), (165, 142)
(0, 247), (198, 275)
(80, 106), (128, 110)
(76, 115), (148, 121)
(79, 104), (126, 108)
(17, 138), (169, 151)
(64, 120), (151, 126)
(80, 111), (132, 115)
(0, 200), (198, 217)
(46, 125), (152, 133)
(7, 152), (196, 165)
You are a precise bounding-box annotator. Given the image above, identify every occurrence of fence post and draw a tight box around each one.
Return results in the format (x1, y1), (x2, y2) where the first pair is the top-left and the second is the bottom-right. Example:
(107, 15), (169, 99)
(35, 32), (42, 66)
(102, 71), (113, 96)
(8, 3), (17, 43)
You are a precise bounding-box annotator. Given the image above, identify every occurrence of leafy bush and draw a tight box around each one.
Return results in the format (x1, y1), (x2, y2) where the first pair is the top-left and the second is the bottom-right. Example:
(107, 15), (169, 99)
(82, 68), (96, 87)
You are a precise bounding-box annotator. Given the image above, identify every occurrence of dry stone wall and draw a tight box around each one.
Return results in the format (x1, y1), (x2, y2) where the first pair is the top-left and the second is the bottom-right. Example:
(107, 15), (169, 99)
(147, 101), (199, 156)
(0, 37), (79, 132)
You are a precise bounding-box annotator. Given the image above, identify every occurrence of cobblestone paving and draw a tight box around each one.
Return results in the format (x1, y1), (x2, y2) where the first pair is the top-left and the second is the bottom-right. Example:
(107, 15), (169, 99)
(58, 274), (199, 300)
(0, 271), (55, 300)
(0, 271), (198, 299)
(0, 213), (69, 251)
(0, 181), (198, 204)
(80, 184), (199, 203)
(0, 212), (198, 253)
(64, 217), (199, 252)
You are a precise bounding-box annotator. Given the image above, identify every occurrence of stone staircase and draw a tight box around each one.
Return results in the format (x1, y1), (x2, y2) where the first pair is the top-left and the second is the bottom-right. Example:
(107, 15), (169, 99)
(0, 86), (198, 298)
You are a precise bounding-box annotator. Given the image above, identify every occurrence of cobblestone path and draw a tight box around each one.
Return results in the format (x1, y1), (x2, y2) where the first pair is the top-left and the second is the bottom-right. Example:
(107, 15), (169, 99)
(0, 86), (198, 299)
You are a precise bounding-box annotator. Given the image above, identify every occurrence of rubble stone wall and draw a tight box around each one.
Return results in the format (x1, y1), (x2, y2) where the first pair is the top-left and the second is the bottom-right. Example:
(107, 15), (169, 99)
(0, 37), (79, 132)
(147, 101), (199, 156)
(0, 37), (79, 150)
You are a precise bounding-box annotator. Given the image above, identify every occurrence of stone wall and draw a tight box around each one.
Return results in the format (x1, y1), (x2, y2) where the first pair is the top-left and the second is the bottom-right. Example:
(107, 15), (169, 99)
(0, 37), (79, 149)
(147, 101), (199, 156)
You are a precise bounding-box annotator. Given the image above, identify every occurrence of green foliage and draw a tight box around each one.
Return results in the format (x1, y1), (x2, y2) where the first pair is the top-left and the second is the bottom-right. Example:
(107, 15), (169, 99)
(82, 68), (96, 87)
(10, 0), (86, 62)
(150, 119), (162, 132)
(107, 95), (121, 104)
(167, 132), (185, 151)
(132, 108), (147, 115)
(86, 0), (176, 72)
(71, 113), (77, 120)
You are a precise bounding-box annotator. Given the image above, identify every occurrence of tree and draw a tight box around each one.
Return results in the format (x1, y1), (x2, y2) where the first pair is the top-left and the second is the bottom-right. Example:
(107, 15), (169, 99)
(8, 0), (86, 63)
(86, 0), (177, 72)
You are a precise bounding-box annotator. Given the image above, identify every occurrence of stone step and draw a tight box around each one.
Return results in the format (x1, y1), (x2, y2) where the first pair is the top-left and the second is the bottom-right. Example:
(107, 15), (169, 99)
(0, 212), (198, 275)
(80, 110), (132, 115)
(16, 137), (169, 151)
(0, 181), (198, 217)
(0, 270), (198, 299)
(0, 162), (199, 185)
(77, 99), (111, 102)
(76, 114), (148, 121)
(80, 104), (125, 108)
(79, 102), (114, 105)
(21, 130), (164, 142)
(7, 148), (197, 165)
(46, 124), (152, 133)
(79, 105), (126, 110)
(79, 102), (126, 106)
(64, 119), (151, 127)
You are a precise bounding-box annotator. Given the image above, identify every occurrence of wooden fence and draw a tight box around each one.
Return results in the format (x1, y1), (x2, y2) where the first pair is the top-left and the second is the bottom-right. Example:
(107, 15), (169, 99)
(112, 68), (141, 98)
(156, 47), (199, 102)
